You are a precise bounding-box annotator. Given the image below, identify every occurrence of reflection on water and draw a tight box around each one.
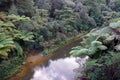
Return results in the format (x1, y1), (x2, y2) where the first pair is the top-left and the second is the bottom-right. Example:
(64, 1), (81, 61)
(31, 56), (88, 80)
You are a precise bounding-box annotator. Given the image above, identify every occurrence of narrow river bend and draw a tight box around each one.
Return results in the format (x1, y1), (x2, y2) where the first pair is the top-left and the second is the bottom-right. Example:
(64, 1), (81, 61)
(10, 36), (86, 80)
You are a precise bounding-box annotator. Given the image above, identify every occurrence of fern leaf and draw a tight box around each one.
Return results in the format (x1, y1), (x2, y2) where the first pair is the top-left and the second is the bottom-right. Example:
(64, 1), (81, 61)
(70, 49), (89, 57)
(109, 21), (120, 28)
(98, 45), (107, 50)
(14, 42), (23, 55)
(115, 44), (120, 51)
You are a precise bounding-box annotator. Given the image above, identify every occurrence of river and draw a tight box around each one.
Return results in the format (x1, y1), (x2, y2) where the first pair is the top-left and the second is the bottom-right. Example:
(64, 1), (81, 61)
(9, 35), (86, 80)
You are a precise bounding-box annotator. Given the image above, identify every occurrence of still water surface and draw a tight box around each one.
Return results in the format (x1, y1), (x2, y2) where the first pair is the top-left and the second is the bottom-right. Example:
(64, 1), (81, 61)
(31, 57), (79, 80)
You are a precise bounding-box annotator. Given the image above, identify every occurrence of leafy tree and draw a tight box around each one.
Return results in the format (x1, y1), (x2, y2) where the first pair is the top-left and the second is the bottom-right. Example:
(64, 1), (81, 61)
(34, 0), (50, 9)
(9, 2), (18, 15)
(113, 0), (120, 12)
(16, 0), (35, 17)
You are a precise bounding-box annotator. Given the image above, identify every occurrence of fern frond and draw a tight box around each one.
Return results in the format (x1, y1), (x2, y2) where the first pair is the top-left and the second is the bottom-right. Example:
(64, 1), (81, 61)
(0, 37), (15, 59)
(86, 59), (102, 70)
(14, 42), (23, 55)
(109, 21), (120, 28)
(115, 44), (120, 51)
(70, 49), (89, 57)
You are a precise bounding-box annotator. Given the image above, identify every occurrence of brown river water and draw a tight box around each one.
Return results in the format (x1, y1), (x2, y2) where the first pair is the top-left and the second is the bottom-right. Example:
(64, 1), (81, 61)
(9, 36), (85, 80)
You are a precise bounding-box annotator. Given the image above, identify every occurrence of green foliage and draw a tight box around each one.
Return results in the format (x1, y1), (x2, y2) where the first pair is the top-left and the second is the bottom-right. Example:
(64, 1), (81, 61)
(14, 42), (23, 56)
(9, 3), (18, 15)
(0, 13), (34, 59)
(70, 48), (89, 56)
(66, 25), (74, 31)
(85, 59), (101, 70)
(12, 30), (34, 42)
(70, 23), (120, 79)
(2, 0), (120, 79)
(113, 0), (120, 12)
(0, 56), (24, 80)
(109, 21), (120, 28)
(86, 53), (120, 80)
(16, 0), (35, 17)
(0, 37), (15, 59)
(6, 14), (30, 22)
(70, 40), (107, 57)
(70, 28), (110, 57)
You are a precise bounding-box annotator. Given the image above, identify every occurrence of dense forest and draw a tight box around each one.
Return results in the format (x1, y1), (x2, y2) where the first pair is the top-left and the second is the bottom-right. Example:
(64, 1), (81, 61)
(0, 0), (120, 80)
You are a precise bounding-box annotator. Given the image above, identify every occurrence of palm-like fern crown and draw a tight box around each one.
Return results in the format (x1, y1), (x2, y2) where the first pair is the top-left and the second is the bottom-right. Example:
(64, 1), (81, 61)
(0, 13), (34, 59)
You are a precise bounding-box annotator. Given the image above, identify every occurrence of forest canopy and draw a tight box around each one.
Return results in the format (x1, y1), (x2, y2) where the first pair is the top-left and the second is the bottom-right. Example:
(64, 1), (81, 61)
(0, 0), (120, 80)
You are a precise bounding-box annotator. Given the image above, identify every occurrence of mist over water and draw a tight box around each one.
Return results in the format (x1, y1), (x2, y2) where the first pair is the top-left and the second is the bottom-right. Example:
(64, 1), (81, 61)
(31, 57), (88, 80)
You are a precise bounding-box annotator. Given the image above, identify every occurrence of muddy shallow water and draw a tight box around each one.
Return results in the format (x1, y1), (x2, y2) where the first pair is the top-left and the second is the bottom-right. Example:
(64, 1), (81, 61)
(9, 36), (85, 80)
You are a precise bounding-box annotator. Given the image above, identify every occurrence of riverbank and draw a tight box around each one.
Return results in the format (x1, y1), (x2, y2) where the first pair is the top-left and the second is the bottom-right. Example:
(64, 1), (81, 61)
(44, 33), (86, 55)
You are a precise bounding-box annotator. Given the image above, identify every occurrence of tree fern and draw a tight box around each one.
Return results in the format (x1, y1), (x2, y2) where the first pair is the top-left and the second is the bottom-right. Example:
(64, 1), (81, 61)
(70, 25), (120, 80)
(2, 21), (15, 27)
(70, 48), (89, 57)
(0, 20), (14, 27)
(12, 30), (34, 42)
(14, 42), (23, 56)
(70, 40), (107, 57)
(6, 14), (30, 22)
(0, 13), (34, 59)
(85, 59), (101, 70)
(91, 41), (107, 50)
(0, 37), (15, 59)
(80, 35), (97, 48)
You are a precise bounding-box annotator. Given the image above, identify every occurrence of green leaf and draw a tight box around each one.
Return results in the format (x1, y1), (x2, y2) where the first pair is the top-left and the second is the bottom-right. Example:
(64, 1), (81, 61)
(14, 42), (23, 55)
(115, 44), (120, 51)
(109, 21), (120, 28)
